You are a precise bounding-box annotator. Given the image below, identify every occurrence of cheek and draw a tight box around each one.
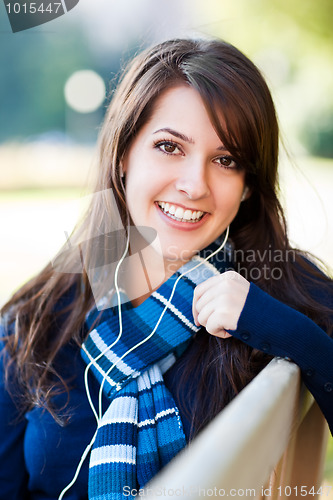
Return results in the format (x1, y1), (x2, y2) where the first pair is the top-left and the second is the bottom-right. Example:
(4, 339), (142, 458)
(125, 149), (160, 183)
(214, 181), (244, 214)
(124, 169), (163, 220)
(126, 165), (172, 204)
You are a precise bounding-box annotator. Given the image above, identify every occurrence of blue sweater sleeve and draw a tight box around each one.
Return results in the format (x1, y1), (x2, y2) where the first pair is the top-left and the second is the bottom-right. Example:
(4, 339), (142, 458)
(227, 282), (333, 434)
(0, 325), (29, 499)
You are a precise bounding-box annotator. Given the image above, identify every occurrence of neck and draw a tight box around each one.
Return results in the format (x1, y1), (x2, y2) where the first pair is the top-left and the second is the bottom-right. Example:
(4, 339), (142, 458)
(126, 250), (188, 308)
(115, 227), (228, 309)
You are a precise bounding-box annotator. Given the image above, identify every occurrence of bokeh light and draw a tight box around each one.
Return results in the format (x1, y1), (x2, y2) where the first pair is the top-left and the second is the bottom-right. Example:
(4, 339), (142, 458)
(64, 70), (106, 113)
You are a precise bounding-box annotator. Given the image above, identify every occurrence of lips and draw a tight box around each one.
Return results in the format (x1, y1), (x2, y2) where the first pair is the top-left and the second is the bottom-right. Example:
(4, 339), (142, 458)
(157, 201), (205, 223)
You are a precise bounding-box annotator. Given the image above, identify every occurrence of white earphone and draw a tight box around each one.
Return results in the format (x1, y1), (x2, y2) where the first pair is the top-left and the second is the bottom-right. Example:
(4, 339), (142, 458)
(241, 186), (249, 202)
(59, 224), (230, 500)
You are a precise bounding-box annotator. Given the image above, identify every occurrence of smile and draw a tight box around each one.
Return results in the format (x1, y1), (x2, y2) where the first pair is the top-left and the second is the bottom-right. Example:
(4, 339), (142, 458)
(157, 201), (205, 223)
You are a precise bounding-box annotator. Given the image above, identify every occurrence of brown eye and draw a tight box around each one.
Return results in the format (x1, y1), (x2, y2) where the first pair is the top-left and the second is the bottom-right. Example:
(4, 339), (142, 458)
(154, 140), (181, 155)
(163, 143), (177, 153)
(216, 156), (238, 169)
(221, 157), (232, 166)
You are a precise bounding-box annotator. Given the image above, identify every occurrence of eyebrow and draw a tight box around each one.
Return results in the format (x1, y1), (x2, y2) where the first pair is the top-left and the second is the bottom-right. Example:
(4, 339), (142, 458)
(153, 128), (195, 144)
(153, 127), (228, 151)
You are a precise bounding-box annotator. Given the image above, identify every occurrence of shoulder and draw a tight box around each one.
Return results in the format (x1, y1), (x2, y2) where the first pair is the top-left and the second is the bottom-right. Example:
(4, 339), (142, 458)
(293, 254), (333, 312)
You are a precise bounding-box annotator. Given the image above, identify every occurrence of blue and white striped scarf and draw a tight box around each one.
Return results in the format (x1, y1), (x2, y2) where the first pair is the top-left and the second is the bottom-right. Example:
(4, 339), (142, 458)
(81, 242), (230, 499)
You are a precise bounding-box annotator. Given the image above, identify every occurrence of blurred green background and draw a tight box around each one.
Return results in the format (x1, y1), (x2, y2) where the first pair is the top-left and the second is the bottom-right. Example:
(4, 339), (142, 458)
(0, 0), (332, 492)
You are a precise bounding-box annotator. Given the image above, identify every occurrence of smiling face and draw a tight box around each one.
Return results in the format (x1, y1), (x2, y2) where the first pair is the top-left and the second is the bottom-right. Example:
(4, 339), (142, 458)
(122, 85), (247, 274)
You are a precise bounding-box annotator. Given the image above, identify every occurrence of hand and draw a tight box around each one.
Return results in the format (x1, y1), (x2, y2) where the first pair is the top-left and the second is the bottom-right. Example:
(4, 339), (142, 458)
(192, 271), (250, 339)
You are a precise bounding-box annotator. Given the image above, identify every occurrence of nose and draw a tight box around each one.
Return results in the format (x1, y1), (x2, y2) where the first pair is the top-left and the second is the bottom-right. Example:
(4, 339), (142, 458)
(175, 160), (210, 200)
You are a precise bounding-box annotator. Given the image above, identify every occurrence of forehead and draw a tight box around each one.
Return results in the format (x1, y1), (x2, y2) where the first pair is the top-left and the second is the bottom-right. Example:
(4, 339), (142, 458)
(139, 84), (226, 144)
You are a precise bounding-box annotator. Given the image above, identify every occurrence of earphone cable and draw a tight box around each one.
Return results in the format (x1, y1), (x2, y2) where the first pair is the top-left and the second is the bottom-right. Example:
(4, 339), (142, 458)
(96, 225), (230, 419)
(59, 224), (229, 499)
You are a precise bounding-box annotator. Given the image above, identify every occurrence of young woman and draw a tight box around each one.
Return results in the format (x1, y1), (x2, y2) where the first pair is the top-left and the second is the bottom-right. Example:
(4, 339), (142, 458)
(0, 38), (332, 500)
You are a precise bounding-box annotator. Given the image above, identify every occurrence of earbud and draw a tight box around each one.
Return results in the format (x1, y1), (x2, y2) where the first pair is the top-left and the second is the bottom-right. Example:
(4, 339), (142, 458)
(241, 187), (249, 202)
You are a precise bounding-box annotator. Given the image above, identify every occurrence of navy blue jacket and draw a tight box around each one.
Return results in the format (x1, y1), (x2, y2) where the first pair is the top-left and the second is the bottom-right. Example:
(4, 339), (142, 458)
(0, 280), (332, 499)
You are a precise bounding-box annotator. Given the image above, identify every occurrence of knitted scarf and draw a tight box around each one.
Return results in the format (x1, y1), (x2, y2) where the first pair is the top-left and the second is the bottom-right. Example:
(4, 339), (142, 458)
(81, 242), (230, 500)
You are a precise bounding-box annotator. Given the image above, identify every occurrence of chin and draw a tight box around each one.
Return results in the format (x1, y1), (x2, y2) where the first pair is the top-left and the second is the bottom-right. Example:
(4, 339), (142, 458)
(162, 245), (197, 264)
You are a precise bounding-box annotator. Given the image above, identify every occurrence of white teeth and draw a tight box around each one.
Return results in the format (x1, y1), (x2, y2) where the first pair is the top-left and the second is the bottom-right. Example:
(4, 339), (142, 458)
(157, 202), (205, 223)
(174, 207), (184, 219)
(183, 210), (192, 221)
(192, 210), (203, 220)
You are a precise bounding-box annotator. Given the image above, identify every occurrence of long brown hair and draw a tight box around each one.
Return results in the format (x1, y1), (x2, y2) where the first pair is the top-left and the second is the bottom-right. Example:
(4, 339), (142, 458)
(2, 38), (332, 432)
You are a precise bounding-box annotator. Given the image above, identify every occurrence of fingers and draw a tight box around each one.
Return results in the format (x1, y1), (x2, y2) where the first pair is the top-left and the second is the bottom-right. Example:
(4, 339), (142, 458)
(193, 283), (218, 326)
(192, 275), (220, 325)
(204, 310), (232, 338)
(197, 303), (232, 338)
(192, 270), (250, 338)
(196, 301), (215, 328)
